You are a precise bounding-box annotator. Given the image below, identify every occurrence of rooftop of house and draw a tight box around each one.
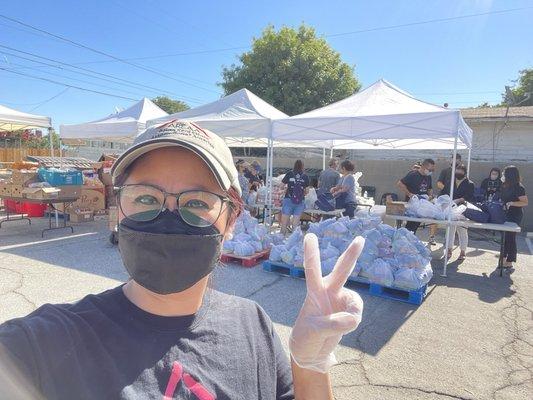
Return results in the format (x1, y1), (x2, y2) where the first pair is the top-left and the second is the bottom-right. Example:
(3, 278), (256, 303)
(460, 106), (533, 119)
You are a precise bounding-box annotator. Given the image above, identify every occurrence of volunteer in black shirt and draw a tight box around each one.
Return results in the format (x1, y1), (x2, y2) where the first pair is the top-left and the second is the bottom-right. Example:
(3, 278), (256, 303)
(397, 158), (435, 233)
(480, 168), (502, 201)
(436, 154), (462, 196)
(446, 165), (475, 260)
(500, 165), (528, 268)
(0, 121), (365, 400)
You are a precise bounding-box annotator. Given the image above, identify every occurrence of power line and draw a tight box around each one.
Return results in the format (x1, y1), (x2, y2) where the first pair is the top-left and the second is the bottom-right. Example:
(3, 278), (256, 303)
(1, 60), (148, 98)
(0, 67), (138, 101)
(0, 44), (197, 101)
(52, 5), (532, 65)
(0, 14), (220, 96)
(29, 88), (70, 112)
(324, 6), (533, 38)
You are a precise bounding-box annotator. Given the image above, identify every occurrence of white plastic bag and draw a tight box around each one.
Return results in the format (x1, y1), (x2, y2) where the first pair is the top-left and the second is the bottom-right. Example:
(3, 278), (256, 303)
(269, 244), (285, 262)
(234, 241), (255, 257)
(223, 240), (235, 253)
(366, 258), (394, 286)
(393, 264), (433, 290)
(305, 187), (318, 209)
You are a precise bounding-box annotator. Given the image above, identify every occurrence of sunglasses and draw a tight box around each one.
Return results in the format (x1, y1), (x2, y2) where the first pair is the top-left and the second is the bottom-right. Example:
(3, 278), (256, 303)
(116, 184), (231, 227)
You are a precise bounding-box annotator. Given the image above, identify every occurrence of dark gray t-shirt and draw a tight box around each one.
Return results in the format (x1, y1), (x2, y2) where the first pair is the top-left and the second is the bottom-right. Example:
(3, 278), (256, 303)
(340, 174), (357, 203)
(0, 285), (294, 400)
(318, 168), (340, 193)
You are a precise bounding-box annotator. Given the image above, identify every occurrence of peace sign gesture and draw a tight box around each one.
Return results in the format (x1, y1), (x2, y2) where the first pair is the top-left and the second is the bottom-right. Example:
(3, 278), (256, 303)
(289, 233), (365, 373)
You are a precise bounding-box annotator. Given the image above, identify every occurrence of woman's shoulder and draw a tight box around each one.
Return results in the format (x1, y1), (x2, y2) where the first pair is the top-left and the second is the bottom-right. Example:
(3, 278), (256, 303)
(208, 290), (275, 332)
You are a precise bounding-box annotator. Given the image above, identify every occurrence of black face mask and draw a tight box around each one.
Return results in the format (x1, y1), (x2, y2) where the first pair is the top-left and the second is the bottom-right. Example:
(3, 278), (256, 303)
(118, 210), (223, 294)
(455, 173), (465, 180)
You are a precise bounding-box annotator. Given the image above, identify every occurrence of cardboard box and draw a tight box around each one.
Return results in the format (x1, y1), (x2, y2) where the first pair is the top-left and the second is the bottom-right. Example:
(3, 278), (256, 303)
(57, 185), (82, 199)
(69, 210), (94, 223)
(22, 187), (61, 200)
(11, 170), (39, 186)
(11, 185), (23, 198)
(68, 188), (105, 212)
(0, 183), (12, 197)
(385, 201), (407, 216)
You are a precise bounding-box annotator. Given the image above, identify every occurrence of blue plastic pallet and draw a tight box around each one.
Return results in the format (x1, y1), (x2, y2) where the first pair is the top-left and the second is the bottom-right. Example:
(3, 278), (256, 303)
(262, 260), (427, 305)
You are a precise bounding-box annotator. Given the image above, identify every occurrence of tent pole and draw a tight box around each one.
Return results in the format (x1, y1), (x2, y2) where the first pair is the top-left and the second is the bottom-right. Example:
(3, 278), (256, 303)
(59, 139), (63, 169)
(322, 148), (326, 170)
(267, 137), (274, 227)
(330, 147), (333, 158)
(48, 127), (55, 168)
(467, 147), (472, 176)
(442, 133), (459, 277)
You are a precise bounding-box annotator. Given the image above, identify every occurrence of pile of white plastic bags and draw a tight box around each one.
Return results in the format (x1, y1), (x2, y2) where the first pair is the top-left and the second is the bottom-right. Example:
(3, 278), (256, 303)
(223, 210), (283, 257)
(268, 211), (433, 290)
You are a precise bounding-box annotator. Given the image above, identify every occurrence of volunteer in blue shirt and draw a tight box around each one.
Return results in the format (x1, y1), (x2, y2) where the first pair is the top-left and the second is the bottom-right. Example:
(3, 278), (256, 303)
(0, 121), (365, 400)
(280, 160), (310, 235)
(330, 160), (358, 218)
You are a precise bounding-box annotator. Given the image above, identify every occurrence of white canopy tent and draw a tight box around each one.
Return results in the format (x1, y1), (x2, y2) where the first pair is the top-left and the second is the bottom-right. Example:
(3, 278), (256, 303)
(0, 104), (55, 160)
(60, 98), (167, 141)
(0, 104), (52, 131)
(271, 79), (473, 276)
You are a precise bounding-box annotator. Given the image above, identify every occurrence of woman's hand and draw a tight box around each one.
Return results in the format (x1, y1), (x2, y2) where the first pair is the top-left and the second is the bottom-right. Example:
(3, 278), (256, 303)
(289, 234), (364, 373)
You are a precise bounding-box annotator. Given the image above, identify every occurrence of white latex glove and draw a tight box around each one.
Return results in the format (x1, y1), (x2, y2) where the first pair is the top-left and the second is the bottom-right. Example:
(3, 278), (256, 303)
(289, 234), (364, 373)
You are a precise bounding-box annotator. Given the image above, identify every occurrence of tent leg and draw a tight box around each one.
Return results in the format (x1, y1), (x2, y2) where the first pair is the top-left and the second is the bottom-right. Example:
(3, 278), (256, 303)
(48, 128), (55, 168)
(59, 139), (63, 169)
(330, 147), (333, 158)
(442, 133), (459, 277)
(467, 147), (472, 176)
(267, 138), (274, 228)
(322, 148), (326, 170)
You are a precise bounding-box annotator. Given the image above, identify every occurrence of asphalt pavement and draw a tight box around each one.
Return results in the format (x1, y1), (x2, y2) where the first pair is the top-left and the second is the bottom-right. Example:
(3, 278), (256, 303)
(0, 217), (531, 399)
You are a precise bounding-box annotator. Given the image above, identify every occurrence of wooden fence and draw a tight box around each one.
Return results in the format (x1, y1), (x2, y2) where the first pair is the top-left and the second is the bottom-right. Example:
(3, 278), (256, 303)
(0, 148), (51, 163)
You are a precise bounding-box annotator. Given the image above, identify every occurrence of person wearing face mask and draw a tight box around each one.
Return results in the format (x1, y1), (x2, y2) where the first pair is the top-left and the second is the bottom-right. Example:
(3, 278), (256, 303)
(0, 120), (365, 400)
(446, 164), (475, 261)
(235, 159), (250, 203)
(500, 165), (528, 268)
(330, 160), (357, 218)
(480, 168), (502, 201)
(397, 158), (435, 233)
(437, 153), (462, 197)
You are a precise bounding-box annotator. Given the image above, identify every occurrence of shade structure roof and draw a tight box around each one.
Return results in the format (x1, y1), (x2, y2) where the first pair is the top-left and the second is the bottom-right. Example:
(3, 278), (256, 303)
(147, 88), (288, 139)
(0, 104), (52, 130)
(272, 79), (473, 149)
(60, 98), (167, 140)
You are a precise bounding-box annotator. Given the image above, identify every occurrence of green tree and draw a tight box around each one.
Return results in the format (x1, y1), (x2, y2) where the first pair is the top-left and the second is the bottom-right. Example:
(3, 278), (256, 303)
(503, 68), (533, 106)
(152, 96), (190, 114)
(221, 25), (360, 115)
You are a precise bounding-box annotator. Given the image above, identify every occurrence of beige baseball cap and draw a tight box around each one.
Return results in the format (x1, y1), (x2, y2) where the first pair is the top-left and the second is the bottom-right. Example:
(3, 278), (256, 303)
(111, 120), (241, 195)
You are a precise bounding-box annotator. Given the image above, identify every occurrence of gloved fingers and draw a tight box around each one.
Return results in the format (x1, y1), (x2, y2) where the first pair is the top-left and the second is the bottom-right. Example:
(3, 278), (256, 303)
(326, 236), (365, 292)
(304, 312), (360, 337)
(339, 288), (364, 320)
(303, 233), (324, 295)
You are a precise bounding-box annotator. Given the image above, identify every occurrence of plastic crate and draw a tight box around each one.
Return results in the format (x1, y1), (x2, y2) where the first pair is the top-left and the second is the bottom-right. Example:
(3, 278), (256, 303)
(21, 202), (47, 217)
(39, 168), (83, 186)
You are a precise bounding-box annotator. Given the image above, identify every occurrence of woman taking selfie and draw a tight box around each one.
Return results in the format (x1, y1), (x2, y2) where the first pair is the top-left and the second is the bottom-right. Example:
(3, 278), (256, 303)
(0, 121), (364, 399)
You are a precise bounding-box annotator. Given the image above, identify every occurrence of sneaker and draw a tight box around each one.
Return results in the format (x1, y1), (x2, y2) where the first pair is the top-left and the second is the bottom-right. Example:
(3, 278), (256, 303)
(428, 235), (436, 246)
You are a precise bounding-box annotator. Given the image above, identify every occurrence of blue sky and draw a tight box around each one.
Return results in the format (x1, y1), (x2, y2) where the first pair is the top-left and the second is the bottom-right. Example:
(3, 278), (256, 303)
(0, 0), (532, 129)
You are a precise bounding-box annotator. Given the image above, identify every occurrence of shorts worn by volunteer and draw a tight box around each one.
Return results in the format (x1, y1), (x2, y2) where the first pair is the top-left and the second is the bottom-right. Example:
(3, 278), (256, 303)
(0, 120), (294, 400)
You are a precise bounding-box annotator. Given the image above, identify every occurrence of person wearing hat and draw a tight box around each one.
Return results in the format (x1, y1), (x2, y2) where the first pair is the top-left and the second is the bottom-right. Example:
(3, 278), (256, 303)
(0, 120), (365, 399)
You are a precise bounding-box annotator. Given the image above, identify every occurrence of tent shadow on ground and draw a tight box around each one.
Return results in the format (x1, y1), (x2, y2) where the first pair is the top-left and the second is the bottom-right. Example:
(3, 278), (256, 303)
(0, 218), (128, 282)
(430, 259), (515, 304)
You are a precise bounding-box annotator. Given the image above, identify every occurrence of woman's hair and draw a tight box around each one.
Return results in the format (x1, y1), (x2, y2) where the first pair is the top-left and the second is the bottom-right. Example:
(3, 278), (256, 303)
(293, 159), (304, 173)
(503, 165), (520, 188)
(489, 167), (501, 178)
(340, 160), (355, 172)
